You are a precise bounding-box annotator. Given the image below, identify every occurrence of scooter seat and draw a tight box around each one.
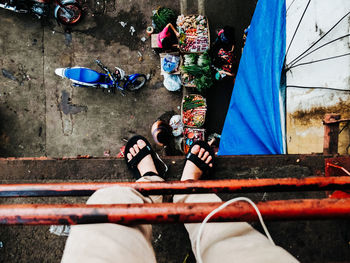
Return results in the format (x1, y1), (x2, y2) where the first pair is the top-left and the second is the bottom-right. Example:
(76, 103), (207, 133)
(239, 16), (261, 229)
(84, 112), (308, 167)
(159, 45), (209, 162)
(65, 68), (101, 83)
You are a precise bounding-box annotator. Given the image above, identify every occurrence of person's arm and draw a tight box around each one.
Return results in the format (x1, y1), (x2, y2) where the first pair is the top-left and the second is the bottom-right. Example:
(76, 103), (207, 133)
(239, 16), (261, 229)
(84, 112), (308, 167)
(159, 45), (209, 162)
(218, 70), (234, 77)
(166, 23), (180, 38)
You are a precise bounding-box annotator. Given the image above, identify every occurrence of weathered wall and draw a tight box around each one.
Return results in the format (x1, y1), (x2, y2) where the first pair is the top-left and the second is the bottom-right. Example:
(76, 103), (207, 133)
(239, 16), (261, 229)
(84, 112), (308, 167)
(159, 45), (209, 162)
(286, 0), (350, 154)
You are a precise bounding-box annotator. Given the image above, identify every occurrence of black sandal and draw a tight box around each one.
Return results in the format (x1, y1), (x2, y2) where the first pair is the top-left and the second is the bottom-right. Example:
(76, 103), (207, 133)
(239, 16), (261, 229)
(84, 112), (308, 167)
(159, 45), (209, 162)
(186, 141), (215, 175)
(124, 135), (168, 179)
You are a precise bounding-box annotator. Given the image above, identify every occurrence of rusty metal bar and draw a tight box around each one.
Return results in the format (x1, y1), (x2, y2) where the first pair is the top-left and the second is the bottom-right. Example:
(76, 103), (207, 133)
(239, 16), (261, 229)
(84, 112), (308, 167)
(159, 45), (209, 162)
(326, 163), (350, 176)
(0, 198), (349, 225)
(2, 176), (350, 197)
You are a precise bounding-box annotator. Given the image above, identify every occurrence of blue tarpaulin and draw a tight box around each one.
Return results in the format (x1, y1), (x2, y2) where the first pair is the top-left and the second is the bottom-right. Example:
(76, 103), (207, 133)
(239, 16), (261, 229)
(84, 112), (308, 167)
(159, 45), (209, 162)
(218, 0), (286, 155)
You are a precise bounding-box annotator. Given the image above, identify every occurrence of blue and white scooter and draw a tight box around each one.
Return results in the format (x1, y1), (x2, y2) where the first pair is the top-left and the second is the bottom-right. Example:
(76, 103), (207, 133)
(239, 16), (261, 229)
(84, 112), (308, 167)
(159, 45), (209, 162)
(55, 60), (147, 95)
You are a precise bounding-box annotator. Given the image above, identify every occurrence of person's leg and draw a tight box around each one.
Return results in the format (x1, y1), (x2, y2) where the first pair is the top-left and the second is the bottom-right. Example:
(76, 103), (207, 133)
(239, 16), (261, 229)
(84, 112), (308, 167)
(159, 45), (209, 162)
(173, 144), (299, 263)
(62, 139), (163, 263)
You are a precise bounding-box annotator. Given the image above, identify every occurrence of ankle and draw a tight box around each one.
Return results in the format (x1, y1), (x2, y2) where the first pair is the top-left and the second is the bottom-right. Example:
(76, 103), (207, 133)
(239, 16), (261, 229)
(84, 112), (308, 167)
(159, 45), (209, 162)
(180, 170), (202, 181)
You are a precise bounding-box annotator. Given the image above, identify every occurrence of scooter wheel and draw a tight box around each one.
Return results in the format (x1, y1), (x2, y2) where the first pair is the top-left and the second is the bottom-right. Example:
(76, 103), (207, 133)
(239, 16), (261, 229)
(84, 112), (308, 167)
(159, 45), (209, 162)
(56, 3), (82, 25)
(126, 75), (147, 91)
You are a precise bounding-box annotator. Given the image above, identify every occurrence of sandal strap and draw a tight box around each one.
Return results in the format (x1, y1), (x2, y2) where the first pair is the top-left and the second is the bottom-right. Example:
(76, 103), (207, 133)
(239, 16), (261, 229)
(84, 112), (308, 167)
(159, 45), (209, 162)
(128, 146), (152, 168)
(186, 152), (210, 173)
(142, 171), (159, 177)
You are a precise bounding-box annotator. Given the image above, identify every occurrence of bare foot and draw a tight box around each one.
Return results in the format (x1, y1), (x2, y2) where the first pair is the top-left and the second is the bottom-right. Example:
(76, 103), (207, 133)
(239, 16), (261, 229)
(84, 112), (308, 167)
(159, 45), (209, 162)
(181, 144), (213, 181)
(127, 139), (158, 176)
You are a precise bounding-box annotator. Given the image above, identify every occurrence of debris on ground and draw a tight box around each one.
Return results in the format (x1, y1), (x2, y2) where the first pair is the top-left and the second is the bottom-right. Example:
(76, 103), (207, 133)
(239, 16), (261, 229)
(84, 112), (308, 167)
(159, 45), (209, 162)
(116, 146), (125, 158)
(137, 51), (143, 61)
(64, 29), (72, 46)
(119, 21), (127, 27)
(129, 26), (136, 36)
(49, 225), (70, 236)
(76, 155), (92, 159)
(104, 150), (110, 157)
(2, 69), (17, 81)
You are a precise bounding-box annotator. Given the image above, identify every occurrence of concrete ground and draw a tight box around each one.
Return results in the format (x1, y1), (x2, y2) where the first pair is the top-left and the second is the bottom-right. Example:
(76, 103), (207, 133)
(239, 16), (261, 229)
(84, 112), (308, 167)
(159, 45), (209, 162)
(0, 0), (183, 157)
(2, 1), (349, 263)
(0, 0), (256, 158)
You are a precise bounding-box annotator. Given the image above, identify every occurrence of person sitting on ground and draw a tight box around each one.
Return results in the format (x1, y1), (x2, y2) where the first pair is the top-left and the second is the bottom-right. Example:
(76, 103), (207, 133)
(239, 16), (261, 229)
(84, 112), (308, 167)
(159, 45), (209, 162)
(61, 135), (299, 263)
(216, 47), (236, 79)
(212, 26), (235, 54)
(157, 23), (180, 50)
(211, 26), (237, 79)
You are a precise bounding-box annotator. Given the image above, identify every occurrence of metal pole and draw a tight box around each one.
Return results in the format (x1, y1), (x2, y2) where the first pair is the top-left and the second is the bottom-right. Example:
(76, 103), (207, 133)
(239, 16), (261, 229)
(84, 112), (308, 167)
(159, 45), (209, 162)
(323, 113), (341, 155)
(1, 176), (350, 197)
(0, 198), (349, 225)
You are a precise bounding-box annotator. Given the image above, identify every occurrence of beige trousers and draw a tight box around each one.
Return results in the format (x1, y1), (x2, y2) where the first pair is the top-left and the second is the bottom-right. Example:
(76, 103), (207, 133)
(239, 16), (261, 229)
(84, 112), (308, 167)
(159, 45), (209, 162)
(61, 176), (299, 263)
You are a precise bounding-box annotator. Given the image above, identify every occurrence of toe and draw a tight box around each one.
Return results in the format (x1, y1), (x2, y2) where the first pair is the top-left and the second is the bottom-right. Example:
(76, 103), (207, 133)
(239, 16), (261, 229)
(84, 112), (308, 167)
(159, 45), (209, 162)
(205, 155), (212, 164)
(137, 139), (146, 149)
(127, 153), (133, 161)
(202, 151), (209, 161)
(129, 147), (136, 156)
(190, 144), (200, 154)
(133, 144), (140, 153)
(198, 148), (205, 158)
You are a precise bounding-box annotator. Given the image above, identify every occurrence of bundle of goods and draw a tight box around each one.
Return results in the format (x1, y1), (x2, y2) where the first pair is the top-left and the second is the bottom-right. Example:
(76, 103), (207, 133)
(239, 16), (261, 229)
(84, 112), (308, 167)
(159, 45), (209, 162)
(177, 15), (209, 53)
(152, 7), (177, 33)
(181, 52), (213, 92)
(183, 127), (205, 154)
(182, 94), (207, 127)
(161, 54), (180, 74)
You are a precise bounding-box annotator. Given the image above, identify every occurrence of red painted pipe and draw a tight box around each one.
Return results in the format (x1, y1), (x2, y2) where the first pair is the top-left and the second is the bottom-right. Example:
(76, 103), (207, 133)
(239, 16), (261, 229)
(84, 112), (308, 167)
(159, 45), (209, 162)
(1, 176), (350, 197)
(0, 198), (349, 225)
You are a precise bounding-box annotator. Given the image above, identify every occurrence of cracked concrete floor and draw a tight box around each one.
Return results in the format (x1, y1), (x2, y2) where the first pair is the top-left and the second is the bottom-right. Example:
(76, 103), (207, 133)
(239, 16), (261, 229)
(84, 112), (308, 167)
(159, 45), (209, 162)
(0, 1), (182, 157)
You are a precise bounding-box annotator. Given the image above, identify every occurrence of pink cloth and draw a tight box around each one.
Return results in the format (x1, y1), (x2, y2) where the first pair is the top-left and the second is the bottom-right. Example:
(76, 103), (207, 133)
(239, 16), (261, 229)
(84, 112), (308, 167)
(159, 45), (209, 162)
(157, 26), (171, 48)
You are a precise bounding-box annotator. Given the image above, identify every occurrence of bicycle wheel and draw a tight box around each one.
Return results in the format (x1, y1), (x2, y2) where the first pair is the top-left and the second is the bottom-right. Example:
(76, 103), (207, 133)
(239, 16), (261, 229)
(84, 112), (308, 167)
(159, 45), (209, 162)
(126, 75), (147, 91)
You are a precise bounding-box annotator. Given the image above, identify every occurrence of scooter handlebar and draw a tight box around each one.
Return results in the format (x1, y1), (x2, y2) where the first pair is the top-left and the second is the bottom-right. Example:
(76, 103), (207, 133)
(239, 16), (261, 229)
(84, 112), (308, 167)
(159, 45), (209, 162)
(95, 60), (116, 83)
(95, 60), (106, 70)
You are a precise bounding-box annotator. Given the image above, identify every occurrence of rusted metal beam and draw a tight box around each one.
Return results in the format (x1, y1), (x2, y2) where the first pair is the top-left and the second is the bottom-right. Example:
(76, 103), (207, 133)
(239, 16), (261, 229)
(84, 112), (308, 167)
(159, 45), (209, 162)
(1, 176), (350, 197)
(0, 198), (349, 225)
(0, 155), (327, 181)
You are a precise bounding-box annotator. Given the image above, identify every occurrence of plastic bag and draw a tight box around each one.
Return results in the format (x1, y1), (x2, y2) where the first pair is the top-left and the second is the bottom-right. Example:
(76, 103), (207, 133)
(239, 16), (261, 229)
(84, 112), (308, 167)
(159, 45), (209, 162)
(162, 55), (180, 73)
(169, 115), (184, 136)
(163, 73), (181, 91)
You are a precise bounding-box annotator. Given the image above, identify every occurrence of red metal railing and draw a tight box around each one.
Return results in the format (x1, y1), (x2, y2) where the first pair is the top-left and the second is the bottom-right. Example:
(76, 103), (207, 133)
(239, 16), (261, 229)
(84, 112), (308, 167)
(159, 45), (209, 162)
(1, 176), (350, 197)
(0, 198), (349, 225)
